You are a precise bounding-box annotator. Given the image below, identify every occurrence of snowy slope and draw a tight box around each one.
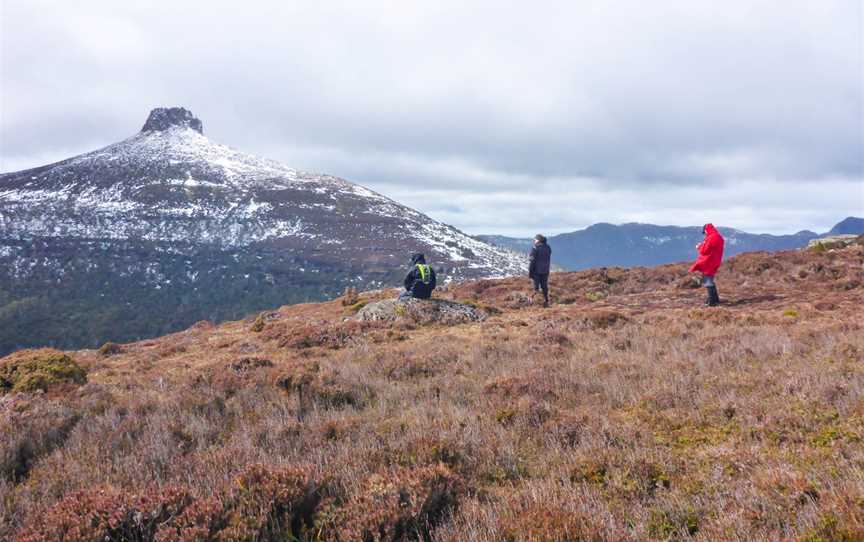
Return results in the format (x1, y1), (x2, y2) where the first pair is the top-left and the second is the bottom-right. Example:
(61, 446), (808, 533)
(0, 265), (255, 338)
(0, 107), (525, 278)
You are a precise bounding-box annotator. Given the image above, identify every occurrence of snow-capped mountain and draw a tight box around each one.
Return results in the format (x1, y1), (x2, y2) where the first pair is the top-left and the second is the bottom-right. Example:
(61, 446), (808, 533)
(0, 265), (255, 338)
(1, 107), (523, 273)
(0, 107), (525, 354)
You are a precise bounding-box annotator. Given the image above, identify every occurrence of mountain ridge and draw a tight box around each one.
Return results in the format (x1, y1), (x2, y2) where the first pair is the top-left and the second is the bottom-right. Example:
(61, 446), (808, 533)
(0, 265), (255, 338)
(479, 217), (862, 270)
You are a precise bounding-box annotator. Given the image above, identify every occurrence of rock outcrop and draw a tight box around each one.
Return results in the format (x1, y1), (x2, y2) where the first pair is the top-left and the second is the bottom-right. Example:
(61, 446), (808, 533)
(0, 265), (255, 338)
(141, 106), (203, 133)
(355, 298), (487, 325)
(807, 235), (861, 251)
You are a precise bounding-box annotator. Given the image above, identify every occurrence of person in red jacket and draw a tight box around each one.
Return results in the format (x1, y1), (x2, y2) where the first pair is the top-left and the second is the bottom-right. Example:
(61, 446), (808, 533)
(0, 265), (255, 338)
(690, 223), (725, 306)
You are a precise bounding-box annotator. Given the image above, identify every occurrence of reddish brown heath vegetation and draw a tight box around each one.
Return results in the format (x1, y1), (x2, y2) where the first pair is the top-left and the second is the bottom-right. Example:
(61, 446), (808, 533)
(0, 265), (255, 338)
(1, 239), (863, 540)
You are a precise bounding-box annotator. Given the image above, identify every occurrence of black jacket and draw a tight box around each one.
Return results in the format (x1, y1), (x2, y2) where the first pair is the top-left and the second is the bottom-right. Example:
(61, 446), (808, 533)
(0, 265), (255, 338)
(404, 254), (437, 299)
(529, 242), (552, 277)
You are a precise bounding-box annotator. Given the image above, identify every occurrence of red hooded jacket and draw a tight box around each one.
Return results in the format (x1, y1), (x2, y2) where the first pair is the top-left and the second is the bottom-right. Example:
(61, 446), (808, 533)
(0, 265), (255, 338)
(689, 223), (724, 277)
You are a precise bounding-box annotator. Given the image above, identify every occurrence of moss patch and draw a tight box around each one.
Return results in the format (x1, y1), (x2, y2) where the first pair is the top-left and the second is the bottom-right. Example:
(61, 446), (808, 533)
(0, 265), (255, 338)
(0, 349), (87, 393)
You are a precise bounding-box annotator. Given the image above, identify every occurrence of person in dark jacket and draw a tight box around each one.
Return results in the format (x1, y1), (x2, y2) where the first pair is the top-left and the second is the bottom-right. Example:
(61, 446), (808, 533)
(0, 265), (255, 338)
(529, 234), (552, 307)
(689, 223), (725, 306)
(400, 253), (437, 300)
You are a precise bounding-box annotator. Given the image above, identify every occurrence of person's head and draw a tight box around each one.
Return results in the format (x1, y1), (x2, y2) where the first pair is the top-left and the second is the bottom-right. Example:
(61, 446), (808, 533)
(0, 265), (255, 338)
(410, 253), (426, 265)
(534, 234), (546, 245)
(702, 223), (715, 235)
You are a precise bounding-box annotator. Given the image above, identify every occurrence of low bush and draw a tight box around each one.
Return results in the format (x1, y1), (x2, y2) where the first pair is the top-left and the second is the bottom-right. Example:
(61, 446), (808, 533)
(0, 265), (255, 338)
(19, 464), (320, 542)
(647, 505), (701, 540)
(97, 342), (123, 356)
(0, 402), (80, 482)
(497, 499), (608, 541)
(329, 464), (462, 541)
(0, 349), (86, 394)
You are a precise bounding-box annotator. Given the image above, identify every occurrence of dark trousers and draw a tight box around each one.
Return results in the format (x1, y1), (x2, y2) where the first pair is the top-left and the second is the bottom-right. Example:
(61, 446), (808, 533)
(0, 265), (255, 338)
(532, 273), (549, 301)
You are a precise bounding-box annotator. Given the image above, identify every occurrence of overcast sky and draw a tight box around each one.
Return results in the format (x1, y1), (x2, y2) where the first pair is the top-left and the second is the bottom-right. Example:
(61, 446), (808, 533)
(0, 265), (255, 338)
(1, 0), (862, 236)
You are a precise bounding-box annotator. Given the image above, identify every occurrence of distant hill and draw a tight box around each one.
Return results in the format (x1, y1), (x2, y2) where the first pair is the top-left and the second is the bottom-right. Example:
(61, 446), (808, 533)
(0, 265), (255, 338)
(479, 217), (862, 270)
(829, 216), (864, 235)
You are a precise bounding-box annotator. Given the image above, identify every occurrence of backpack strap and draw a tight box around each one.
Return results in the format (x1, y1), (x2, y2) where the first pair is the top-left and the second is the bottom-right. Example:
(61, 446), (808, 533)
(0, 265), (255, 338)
(416, 264), (430, 284)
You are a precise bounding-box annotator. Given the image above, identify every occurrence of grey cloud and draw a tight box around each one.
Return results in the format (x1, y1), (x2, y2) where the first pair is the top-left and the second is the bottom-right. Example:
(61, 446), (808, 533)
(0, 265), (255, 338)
(1, 0), (861, 236)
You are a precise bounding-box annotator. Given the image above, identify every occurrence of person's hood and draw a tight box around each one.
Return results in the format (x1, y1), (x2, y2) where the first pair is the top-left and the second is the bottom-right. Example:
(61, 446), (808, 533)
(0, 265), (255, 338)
(410, 253), (426, 265)
(703, 223), (719, 236)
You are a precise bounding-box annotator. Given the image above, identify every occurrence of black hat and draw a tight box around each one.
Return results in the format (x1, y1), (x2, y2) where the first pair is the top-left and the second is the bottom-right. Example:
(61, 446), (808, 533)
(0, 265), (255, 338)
(410, 253), (426, 264)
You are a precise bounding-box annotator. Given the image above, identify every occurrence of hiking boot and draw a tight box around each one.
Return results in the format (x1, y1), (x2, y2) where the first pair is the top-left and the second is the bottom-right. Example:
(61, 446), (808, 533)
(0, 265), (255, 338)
(709, 286), (720, 306)
(706, 286), (719, 307)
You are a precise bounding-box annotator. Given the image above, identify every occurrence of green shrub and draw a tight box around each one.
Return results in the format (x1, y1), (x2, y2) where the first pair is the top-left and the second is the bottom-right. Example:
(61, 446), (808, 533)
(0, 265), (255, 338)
(347, 301), (367, 313)
(250, 313), (266, 333)
(585, 291), (605, 302)
(97, 342), (122, 356)
(647, 506), (700, 539)
(0, 349), (86, 393)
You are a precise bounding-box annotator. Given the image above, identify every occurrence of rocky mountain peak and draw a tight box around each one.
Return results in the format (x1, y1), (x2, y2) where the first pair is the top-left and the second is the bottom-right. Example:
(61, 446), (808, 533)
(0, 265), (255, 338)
(141, 107), (203, 134)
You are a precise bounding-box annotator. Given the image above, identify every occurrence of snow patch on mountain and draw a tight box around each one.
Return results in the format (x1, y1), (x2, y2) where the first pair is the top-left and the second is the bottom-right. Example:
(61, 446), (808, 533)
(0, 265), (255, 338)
(1, 108), (526, 279)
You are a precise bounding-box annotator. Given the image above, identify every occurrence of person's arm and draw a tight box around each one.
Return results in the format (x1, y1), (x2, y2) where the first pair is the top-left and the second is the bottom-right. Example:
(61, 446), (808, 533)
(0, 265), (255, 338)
(529, 247), (537, 276)
(430, 268), (437, 290)
(691, 237), (713, 272)
(404, 269), (414, 291)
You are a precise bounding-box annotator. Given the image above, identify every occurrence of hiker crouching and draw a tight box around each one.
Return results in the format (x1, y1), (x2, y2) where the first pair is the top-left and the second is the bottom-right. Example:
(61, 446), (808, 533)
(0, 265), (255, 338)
(690, 223), (725, 306)
(529, 234), (552, 307)
(399, 253), (437, 300)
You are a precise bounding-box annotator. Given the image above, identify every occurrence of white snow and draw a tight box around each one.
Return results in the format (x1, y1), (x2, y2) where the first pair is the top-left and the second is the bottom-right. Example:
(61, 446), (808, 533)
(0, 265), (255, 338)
(1, 124), (526, 277)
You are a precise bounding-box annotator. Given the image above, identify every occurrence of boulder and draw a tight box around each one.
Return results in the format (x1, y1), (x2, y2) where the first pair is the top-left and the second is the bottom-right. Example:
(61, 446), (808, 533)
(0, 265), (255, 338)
(355, 298), (487, 325)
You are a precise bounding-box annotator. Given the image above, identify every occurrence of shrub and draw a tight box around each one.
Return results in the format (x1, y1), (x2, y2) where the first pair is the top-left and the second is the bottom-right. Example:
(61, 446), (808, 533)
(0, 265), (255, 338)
(275, 363), (319, 393)
(97, 342), (123, 356)
(18, 486), (194, 542)
(330, 465), (462, 542)
(647, 506), (701, 540)
(496, 408), (517, 425)
(230, 357), (273, 374)
(802, 512), (863, 542)
(250, 314), (266, 333)
(19, 465), (320, 542)
(585, 291), (606, 302)
(0, 403), (80, 482)
(341, 287), (359, 307)
(218, 464), (319, 540)
(578, 310), (628, 329)
(621, 460), (671, 498)
(809, 241), (827, 253)
(276, 365), (373, 411)
(570, 459), (608, 486)
(278, 321), (381, 350)
(497, 499), (607, 541)
(347, 301), (367, 314)
(0, 349), (86, 394)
